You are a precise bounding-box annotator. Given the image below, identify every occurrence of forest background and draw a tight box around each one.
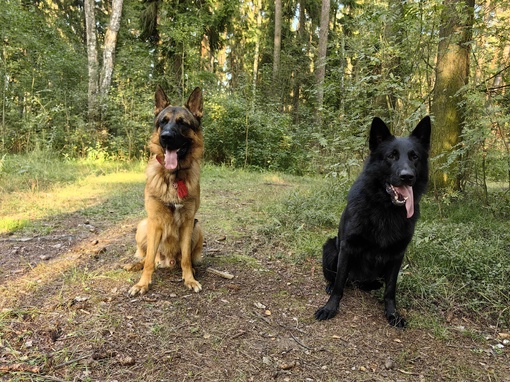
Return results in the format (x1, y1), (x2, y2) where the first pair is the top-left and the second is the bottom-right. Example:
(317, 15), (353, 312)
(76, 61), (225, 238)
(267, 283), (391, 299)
(1, 0), (509, 193)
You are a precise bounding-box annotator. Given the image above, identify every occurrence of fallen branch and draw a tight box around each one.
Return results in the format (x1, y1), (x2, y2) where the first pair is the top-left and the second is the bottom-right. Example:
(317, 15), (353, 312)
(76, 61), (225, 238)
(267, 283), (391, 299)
(290, 333), (311, 350)
(206, 267), (234, 280)
(230, 330), (247, 340)
(53, 353), (92, 369)
(397, 369), (421, 376)
(0, 363), (41, 373)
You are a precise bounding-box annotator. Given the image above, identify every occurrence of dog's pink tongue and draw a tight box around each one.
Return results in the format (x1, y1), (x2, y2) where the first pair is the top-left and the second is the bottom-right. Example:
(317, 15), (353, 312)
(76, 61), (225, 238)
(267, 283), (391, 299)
(164, 149), (178, 171)
(395, 185), (414, 218)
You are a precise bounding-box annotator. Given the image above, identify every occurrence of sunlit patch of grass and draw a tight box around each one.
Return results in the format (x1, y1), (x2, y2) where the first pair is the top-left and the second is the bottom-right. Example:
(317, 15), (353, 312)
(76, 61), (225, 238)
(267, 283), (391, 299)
(0, 154), (145, 234)
(0, 217), (29, 232)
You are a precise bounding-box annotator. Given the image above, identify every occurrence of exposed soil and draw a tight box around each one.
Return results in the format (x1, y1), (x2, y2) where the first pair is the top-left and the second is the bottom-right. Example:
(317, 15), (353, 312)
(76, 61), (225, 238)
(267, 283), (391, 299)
(0, 181), (509, 382)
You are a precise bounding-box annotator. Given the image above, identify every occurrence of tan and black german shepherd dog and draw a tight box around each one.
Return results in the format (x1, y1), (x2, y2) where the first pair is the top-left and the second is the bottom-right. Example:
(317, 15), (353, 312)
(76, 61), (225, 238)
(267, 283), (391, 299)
(125, 86), (204, 296)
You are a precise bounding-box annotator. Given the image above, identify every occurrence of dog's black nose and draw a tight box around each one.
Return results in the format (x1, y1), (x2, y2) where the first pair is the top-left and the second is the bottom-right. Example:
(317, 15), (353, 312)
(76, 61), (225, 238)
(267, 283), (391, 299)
(399, 171), (415, 183)
(160, 130), (175, 144)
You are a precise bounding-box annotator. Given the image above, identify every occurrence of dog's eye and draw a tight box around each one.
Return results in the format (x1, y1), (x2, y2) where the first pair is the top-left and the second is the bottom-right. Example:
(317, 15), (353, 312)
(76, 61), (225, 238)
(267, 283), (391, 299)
(388, 150), (398, 160)
(409, 151), (419, 161)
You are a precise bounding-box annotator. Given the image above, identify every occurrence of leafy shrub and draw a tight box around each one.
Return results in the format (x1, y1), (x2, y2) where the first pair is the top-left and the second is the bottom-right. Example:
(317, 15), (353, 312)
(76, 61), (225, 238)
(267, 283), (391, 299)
(204, 94), (305, 174)
(403, 196), (510, 326)
(259, 175), (510, 327)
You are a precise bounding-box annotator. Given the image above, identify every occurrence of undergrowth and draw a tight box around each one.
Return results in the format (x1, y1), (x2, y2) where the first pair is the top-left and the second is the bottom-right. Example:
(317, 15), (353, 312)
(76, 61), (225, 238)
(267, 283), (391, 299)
(403, 196), (510, 328)
(262, 177), (510, 328)
(1, 152), (509, 328)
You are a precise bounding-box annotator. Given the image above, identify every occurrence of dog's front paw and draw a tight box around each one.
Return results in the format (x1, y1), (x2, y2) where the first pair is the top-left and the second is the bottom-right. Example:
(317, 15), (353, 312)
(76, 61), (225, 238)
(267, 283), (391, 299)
(315, 305), (338, 321)
(387, 313), (406, 329)
(128, 283), (150, 297)
(184, 278), (202, 293)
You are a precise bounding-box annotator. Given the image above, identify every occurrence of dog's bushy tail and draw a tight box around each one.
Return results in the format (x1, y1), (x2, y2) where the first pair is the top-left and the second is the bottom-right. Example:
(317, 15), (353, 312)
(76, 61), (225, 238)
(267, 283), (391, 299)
(322, 237), (338, 286)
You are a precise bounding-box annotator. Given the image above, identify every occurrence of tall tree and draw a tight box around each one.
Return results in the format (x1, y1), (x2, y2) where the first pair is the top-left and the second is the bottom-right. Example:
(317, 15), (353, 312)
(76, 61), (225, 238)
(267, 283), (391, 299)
(430, 0), (475, 191)
(377, 0), (405, 123)
(273, 0), (282, 81)
(316, 0), (330, 119)
(84, 0), (99, 123)
(251, 0), (262, 112)
(100, 0), (124, 98)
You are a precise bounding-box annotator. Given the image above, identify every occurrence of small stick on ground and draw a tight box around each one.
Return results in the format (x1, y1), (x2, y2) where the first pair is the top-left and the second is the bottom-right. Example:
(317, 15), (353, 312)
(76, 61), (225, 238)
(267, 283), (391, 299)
(206, 267), (234, 279)
(230, 330), (247, 340)
(0, 363), (41, 373)
(53, 353), (92, 369)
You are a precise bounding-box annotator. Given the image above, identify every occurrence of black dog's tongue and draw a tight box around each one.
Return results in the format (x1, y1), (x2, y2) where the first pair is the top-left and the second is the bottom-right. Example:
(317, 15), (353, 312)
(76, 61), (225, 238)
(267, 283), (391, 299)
(394, 185), (414, 218)
(386, 184), (414, 218)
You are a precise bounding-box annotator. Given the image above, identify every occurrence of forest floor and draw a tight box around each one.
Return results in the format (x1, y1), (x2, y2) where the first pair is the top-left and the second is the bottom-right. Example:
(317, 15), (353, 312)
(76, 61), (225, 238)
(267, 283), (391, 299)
(0, 165), (509, 381)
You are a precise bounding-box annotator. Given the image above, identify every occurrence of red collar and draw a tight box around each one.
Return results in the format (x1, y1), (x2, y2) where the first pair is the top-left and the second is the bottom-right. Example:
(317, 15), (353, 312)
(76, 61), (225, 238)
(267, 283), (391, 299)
(173, 179), (188, 199)
(154, 155), (188, 198)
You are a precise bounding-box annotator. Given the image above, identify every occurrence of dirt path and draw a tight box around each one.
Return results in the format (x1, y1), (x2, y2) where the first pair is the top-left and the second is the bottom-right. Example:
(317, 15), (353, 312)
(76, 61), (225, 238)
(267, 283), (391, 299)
(0, 174), (509, 381)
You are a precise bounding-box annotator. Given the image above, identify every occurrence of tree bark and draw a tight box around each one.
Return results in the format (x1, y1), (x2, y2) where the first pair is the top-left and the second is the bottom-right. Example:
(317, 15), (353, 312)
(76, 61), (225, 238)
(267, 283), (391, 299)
(100, 0), (124, 98)
(430, 0), (474, 191)
(84, 0), (99, 123)
(272, 0), (282, 81)
(251, 0), (262, 113)
(316, 0), (330, 121)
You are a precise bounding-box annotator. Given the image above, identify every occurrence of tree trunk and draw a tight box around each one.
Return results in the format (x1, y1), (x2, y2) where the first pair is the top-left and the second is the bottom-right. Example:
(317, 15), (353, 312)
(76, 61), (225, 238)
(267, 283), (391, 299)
(100, 0), (124, 98)
(376, 0), (404, 124)
(291, 1), (305, 124)
(272, 0), (282, 81)
(84, 0), (99, 123)
(430, 0), (474, 191)
(251, 0), (262, 113)
(316, 0), (330, 121)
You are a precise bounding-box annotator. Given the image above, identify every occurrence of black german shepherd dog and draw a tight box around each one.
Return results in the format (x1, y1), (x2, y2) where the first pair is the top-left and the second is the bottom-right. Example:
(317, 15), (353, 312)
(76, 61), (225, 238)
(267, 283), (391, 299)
(315, 116), (431, 328)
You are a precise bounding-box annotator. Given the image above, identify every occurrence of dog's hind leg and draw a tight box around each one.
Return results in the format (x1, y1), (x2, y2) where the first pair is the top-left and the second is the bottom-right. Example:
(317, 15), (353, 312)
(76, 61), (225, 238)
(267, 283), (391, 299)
(123, 219), (148, 272)
(315, 239), (350, 321)
(191, 219), (203, 267)
(322, 237), (338, 294)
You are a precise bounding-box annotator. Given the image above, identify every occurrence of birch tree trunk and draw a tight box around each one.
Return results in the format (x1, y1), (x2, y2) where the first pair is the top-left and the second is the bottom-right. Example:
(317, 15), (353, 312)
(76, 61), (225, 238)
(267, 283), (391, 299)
(316, 0), (330, 121)
(272, 0), (282, 81)
(251, 0), (262, 113)
(100, 0), (124, 98)
(84, 0), (99, 123)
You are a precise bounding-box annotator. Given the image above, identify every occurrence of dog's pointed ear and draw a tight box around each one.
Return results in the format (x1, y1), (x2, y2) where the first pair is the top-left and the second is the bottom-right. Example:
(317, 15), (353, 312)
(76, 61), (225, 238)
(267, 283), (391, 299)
(185, 87), (203, 121)
(155, 85), (170, 116)
(369, 117), (393, 151)
(411, 116), (431, 152)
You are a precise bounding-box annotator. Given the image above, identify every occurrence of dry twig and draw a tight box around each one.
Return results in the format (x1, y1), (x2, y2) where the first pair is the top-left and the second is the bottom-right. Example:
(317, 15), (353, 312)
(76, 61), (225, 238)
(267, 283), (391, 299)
(206, 267), (235, 279)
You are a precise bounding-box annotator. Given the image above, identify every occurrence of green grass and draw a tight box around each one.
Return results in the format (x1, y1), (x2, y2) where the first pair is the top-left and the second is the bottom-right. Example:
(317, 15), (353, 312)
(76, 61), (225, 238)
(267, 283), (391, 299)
(264, 178), (510, 327)
(0, 151), (145, 234)
(1, 153), (509, 328)
(402, 197), (510, 326)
